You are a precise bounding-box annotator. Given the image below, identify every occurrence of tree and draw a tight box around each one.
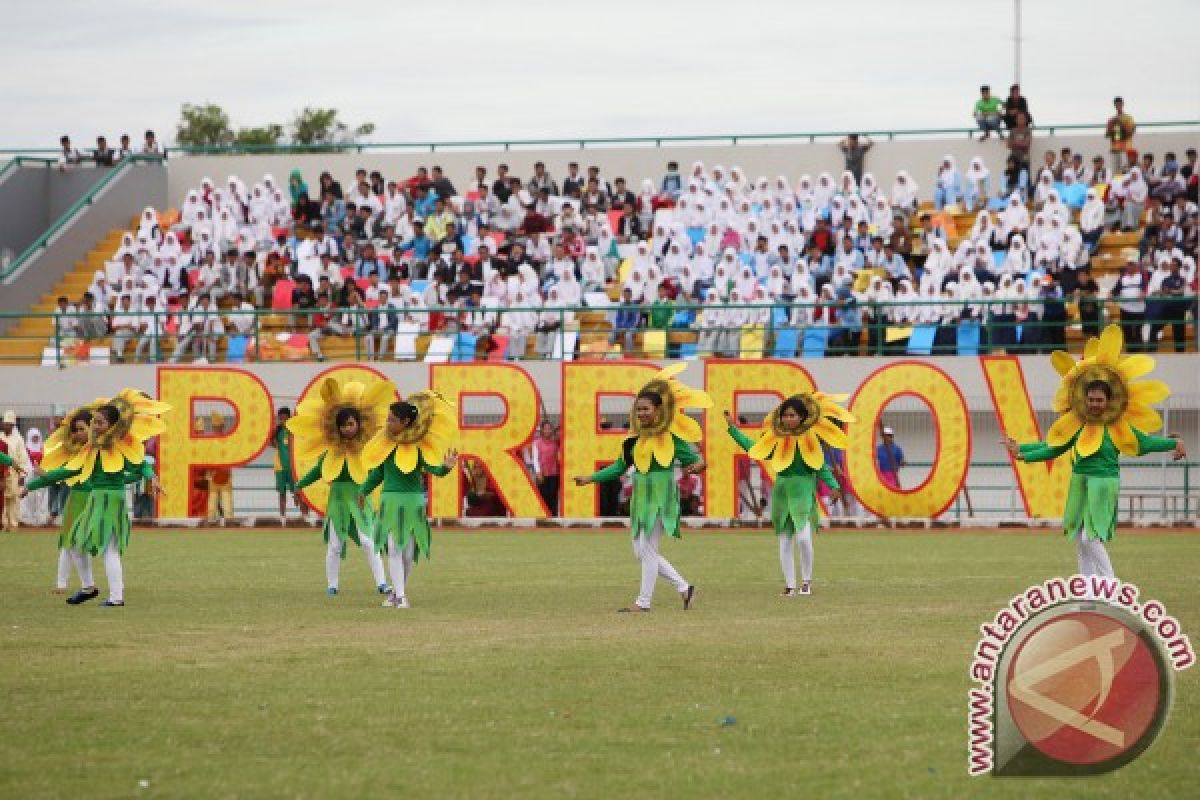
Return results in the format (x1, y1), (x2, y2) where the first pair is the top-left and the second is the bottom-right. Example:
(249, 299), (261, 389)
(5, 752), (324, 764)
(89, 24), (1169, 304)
(175, 103), (234, 149)
(234, 124), (285, 150)
(290, 107), (375, 150)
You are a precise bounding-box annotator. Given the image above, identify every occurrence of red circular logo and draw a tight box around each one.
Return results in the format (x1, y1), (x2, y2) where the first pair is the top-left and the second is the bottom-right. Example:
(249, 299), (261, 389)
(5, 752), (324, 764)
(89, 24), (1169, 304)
(1006, 611), (1162, 765)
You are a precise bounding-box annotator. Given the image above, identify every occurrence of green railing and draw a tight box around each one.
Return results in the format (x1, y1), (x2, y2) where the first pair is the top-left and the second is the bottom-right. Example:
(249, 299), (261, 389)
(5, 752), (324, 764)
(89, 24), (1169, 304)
(0, 120), (1196, 158)
(0, 154), (164, 283)
(1, 295), (1193, 366)
(0, 156), (58, 183)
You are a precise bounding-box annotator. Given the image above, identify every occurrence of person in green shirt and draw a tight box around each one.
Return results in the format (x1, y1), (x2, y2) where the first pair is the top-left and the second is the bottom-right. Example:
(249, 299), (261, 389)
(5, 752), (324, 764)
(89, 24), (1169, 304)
(22, 393), (168, 607)
(974, 85), (1003, 141)
(723, 392), (852, 597)
(649, 284), (674, 330)
(294, 406), (390, 597)
(360, 397), (458, 609)
(270, 406), (300, 525)
(1005, 379), (1185, 579)
(574, 365), (710, 613)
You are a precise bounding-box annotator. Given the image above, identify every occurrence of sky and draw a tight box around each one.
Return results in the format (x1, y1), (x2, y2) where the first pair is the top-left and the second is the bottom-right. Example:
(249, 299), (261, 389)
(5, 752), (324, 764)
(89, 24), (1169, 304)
(3, 0), (1197, 149)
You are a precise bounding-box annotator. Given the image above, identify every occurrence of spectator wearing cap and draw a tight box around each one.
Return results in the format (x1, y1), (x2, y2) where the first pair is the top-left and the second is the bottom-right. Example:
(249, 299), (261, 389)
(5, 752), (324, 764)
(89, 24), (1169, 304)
(875, 426), (906, 490)
(973, 86), (1003, 141)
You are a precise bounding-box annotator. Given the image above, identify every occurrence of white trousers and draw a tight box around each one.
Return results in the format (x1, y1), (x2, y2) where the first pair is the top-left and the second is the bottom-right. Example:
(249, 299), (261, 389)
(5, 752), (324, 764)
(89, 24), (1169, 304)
(1075, 529), (1116, 579)
(778, 522), (814, 589)
(325, 525), (387, 590)
(387, 538), (416, 599)
(103, 538), (123, 603)
(633, 520), (688, 609)
(55, 547), (96, 590)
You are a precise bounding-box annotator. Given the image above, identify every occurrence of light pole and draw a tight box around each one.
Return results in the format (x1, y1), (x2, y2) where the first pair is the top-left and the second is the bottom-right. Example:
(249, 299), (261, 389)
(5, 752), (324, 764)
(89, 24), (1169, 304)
(1013, 0), (1023, 85)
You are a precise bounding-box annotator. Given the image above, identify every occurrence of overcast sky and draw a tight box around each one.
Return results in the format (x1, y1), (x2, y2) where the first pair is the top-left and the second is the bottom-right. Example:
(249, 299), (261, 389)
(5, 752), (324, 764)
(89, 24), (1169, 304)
(4, 0), (1197, 148)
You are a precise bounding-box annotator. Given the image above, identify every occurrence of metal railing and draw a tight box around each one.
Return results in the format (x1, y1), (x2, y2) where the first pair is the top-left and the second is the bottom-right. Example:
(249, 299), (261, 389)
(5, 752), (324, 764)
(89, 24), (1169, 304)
(0, 154), (164, 283)
(1, 120), (1196, 158)
(1, 295), (1193, 365)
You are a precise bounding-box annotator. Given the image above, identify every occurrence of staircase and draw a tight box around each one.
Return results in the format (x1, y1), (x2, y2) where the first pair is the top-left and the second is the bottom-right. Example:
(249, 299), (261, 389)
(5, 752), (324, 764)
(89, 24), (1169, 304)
(0, 227), (128, 364)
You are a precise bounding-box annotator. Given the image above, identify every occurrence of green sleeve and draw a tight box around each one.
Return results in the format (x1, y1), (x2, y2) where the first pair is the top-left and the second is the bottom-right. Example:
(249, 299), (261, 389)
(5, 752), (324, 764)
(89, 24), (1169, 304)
(295, 454), (325, 490)
(425, 463), (451, 477)
(817, 463), (840, 491)
(727, 426), (754, 453)
(120, 461), (154, 485)
(673, 434), (700, 467)
(25, 465), (83, 491)
(1019, 440), (1073, 463)
(1133, 429), (1178, 455)
(0, 452), (11, 467)
(591, 455), (628, 483)
(360, 464), (384, 495)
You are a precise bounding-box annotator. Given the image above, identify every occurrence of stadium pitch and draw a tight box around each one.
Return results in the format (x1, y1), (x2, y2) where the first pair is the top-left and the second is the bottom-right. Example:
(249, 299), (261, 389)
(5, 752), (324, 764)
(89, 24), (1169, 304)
(1, 528), (1196, 798)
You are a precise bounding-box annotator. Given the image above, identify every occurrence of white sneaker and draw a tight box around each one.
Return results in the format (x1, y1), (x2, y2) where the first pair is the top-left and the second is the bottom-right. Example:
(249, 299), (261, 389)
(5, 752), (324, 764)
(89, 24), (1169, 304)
(381, 593), (398, 608)
(799, 582), (812, 596)
(395, 596), (410, 609)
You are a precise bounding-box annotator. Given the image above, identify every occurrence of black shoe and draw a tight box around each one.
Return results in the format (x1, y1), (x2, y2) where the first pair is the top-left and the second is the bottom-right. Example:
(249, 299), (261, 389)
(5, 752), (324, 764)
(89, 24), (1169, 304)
(617, 605), (650, 613)
(66, 588), (100, 605)
(100, 600), (125, 607)
(682, 585), (696, 610)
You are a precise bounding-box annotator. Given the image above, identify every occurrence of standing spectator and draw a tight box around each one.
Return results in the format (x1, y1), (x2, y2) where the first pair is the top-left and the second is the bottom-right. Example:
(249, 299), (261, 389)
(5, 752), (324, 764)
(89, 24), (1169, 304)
(528, 161), (557, 195)
(142, 130), (160, 155)
(134, 294), (165, 362)
(1, 411), (30, 531)
(875, 426), (905, 490)
(116, 134), (133, 159)
(973, 85), (1003, 140)
(57, 135), (82, 170)
(610, 287), (641, 354)
(1003, 84), (1031, 130)
(1105, 96), (1136, 173)
(838, 133), (873, 183)
(1114, 250), (1148, 352)
(1006, 110), (1033, 172)
(110, 294), (137, 361)
(1074, 266), (1102, 338)
(171, 293), (222, 363)
(93, 136), (116, 166)
(529, 421), (561, 516)
(1147, 258), (1189, 352)
(659, 161), (682, 200)
(77, 293), (108, 341)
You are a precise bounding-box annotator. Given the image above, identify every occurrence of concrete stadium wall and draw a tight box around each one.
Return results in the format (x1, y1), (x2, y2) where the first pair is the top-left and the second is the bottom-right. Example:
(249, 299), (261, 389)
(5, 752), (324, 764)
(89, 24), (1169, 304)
(0, 162), (167, 325)
(162, 131), (1200, 207)
(0, 166), (104, 261)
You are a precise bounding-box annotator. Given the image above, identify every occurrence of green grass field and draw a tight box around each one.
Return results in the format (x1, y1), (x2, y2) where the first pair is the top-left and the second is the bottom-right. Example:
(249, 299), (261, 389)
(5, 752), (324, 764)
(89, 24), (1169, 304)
(1, 528), (1196, 799)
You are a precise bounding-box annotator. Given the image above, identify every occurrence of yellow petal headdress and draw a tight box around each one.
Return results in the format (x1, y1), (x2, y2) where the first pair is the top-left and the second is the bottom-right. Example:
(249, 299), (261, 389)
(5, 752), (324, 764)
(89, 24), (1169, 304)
(746, 392), (856, 474)
(286, 375), (395, 483)
(1046, 324), (1169, 458)
(64, 389), (171, 483)
(363, 390), (456, 474)
(629, 363), (712, 473)
(41, 401), (105, 484)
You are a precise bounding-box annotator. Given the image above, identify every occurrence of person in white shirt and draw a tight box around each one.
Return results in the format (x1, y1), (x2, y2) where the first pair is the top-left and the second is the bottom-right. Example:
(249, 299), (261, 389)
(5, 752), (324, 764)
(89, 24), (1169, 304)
(133, 294), (166, 362)
(171, 293), (223, 363)
(110, 294), (138, 362)
(1114, 250), (1148, 351)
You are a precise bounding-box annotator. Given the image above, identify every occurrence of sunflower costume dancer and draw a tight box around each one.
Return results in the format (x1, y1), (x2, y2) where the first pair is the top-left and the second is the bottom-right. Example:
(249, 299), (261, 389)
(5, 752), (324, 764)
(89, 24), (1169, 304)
(575, 363), (711, 613)
(290, 376), (392, 596)
(724, 391), (855, 596)
(1006, 325), (1185, 579)
(360, 393), (458, 609)
(23, 390), (168, 607)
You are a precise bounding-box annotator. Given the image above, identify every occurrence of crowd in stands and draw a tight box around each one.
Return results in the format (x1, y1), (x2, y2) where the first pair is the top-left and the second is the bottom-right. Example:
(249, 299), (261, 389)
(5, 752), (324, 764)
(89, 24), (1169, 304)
(50, 126), (1198, 363)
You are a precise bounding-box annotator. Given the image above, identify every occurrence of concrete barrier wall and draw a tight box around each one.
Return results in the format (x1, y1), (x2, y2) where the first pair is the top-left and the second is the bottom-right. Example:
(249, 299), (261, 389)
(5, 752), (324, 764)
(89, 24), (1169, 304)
(0, 166), (106, 260)
(0, 162), (167, 323)
(163, 131), (1199, 207)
